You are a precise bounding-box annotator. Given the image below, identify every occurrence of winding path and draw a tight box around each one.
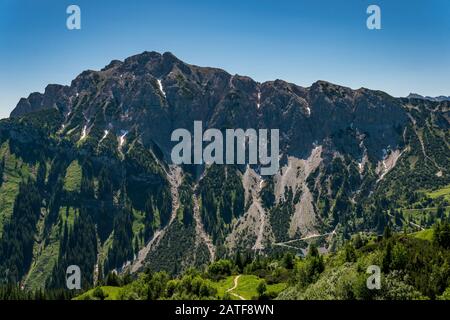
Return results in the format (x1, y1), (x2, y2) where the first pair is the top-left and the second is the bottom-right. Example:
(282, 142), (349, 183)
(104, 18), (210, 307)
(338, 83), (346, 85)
(226, 275), (245, 300)
(273, 227), (337, 247)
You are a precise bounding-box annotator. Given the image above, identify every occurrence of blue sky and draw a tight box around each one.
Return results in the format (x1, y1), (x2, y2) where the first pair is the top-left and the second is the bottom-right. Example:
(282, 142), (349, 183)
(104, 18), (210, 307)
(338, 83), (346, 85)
(0, 0), (449, 119)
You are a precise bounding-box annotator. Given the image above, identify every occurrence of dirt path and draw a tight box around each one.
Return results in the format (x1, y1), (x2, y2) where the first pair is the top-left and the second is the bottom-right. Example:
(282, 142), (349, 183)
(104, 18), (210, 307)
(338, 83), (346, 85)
(274, 229), (336, 246)
(387, 211), (424, 231)
(408, 221), (425, 230)
(226, 275), (245, 300)
(273, 227), (337, 251)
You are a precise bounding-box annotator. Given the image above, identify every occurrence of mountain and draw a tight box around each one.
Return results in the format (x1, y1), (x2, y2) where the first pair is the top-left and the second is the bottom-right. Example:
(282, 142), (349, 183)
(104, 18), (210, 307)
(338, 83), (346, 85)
(407, 93), (450, 102)
(0, 51), (449, 291)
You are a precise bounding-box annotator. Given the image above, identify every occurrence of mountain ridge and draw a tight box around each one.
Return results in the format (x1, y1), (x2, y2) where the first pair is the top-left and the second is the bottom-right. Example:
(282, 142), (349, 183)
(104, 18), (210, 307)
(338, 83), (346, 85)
(10, 51), (402, 118)
(0, 51), (449, 290)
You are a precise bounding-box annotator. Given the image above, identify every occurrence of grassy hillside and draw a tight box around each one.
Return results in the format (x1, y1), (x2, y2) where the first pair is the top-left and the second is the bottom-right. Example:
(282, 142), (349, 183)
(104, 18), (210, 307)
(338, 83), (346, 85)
(0, 142), (34, 238)
(63, 160), (82, 192)
(73, 221), (450, 301)
(279, 223), (450, 300)
(427, 184), (450, 202)
(75, 274), (287, 301)
(75, 286), (122, 300)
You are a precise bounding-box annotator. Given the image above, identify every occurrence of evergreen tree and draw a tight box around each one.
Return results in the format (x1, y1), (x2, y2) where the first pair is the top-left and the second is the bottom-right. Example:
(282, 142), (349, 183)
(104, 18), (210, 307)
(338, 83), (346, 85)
(105, 195), (134, 273)
(0, 180), (42, 283)
(0, 156), (5, 187)
(36, 161), (47, 189)
(47, 208), (98, 290)
(383, 225), (392, 239)
(382, 241), (393, 272)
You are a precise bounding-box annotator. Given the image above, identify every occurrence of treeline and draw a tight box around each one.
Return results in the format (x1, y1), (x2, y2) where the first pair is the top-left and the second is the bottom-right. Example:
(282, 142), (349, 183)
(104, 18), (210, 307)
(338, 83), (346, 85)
(104, 197), (134, 273)
(0, 132), (174, 289)
(0, 180), (42, 283)
(199, 165), (245, 244)
(81, 249), (297, 300)
(280, 221), (450, 300)
(3, 221), (450, 300)
(115, 269), (218, 300)
(0, 285), (74, 300)
(47, 208), (97, 290)
(0, 156), (5, 187)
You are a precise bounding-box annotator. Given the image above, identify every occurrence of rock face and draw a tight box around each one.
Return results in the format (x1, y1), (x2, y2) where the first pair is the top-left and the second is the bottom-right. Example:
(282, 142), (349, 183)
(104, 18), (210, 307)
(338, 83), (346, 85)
(1, 51), (449, 289)
(10, 84), (70, 118)
(11, 51), (410, 162)
(407, 93), (450, 102)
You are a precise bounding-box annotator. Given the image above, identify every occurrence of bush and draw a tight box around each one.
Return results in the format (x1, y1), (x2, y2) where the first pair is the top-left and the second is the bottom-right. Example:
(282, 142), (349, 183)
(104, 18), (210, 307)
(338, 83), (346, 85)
(207, 259), (233, 279)
(92, 287), (107, 300)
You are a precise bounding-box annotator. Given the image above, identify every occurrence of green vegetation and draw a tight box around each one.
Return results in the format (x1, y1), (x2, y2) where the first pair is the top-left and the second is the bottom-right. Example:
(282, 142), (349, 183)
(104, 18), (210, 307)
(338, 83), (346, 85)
(72, 250), (294, 301)
(279, 222), (450, 300)
(47, 208), (98, 289)
(224, 275), (286, 300)
(0, 142), (34, 238)
(24, 220), (60, 290)
(0, 180), (42, 283)
(0, 95), (448, 301)
(75, 286), (122, 300)
(427, 184), (450, 202)
(199, 165), (245, 244)
(71, 222), (450, 301)
(413, 229), (434, 241)
(0, 108), (174, 289)
(63, 160), (82, 192)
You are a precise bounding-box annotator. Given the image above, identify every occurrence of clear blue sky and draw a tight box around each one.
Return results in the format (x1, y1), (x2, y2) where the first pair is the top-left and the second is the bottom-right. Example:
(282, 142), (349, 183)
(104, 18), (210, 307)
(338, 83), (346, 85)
(1, 0), (449, 119)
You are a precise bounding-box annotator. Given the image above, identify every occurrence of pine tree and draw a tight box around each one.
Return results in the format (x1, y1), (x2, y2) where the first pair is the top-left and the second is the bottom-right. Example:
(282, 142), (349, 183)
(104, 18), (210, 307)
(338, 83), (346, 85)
(382, 241), (393, 272)
(383, 225), (392, 239)
(0, 180), (42, 282)
(36, 161), (46, 189)
(0, 156), (5, 187)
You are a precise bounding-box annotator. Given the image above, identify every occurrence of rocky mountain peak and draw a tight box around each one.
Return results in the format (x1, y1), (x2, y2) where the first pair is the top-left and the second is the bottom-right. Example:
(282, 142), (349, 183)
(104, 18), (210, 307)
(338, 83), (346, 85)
(8, 51), (448, 163)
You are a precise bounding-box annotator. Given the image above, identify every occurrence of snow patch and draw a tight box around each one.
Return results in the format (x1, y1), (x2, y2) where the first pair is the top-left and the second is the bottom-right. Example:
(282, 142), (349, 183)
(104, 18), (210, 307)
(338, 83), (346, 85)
(80, 125), (87, 141)
(229, 75), (234, 88)
(306, 106), (311, 116)
(119, 130), (128, 150)
(358, 162), (363, 170)
(257, 91), (261, 109)
(157, 79), (166, 97)
(99, 130), (109, 144)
